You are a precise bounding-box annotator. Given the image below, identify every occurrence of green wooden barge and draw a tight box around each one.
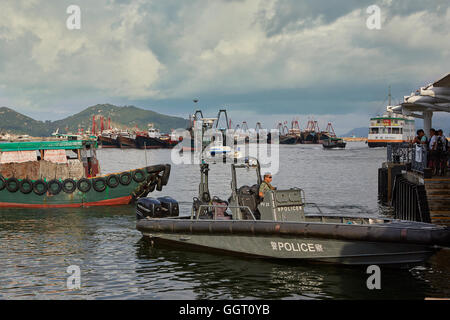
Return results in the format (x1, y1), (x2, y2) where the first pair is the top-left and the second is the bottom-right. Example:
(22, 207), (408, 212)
(0, 138), (170, 208)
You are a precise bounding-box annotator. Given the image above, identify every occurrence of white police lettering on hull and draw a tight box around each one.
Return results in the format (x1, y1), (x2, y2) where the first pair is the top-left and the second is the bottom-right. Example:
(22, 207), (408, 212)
(277, 206), (302, 212)
(270, 241), (324, 252)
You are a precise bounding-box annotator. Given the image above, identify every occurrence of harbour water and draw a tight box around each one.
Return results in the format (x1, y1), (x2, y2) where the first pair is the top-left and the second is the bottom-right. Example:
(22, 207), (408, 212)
(0, 142), (448, 299)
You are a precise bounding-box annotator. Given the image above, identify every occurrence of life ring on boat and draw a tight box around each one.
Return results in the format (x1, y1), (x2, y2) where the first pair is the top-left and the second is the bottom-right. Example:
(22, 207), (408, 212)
(33, 180), (48, 196)
(77, 178), (91, 193)
(6, 178), (20, 193)
(119, 172), (132, 185)
(62, 179), (77, 193)
(19, 179), (33, 194)
(93, 178), (107, 192)
(0, 175), (6, 191)
(48, 179), (62, 195)
(106, 174), (120, 188)
(132, 169), (146, 183)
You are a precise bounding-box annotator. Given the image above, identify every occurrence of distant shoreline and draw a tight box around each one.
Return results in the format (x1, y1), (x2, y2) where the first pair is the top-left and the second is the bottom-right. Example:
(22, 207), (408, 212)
(342, 137), (367, 142)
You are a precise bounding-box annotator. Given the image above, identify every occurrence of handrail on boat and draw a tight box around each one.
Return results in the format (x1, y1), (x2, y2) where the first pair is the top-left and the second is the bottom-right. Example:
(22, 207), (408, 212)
(304, 202), (323, 214)
(193, 204), (257, 221)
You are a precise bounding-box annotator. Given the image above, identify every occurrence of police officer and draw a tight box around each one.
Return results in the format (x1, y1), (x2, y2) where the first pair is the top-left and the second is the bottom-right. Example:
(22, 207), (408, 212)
(259, 173), (276, 199)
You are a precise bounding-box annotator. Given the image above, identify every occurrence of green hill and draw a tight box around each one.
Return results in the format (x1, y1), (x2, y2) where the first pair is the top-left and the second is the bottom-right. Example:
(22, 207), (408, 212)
(0, 107), (52, 136)
(0, 104), (189, 136)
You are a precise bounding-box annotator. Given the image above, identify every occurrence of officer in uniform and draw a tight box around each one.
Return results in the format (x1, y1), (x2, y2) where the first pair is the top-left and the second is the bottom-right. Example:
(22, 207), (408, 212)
(259, 172), (276, 199)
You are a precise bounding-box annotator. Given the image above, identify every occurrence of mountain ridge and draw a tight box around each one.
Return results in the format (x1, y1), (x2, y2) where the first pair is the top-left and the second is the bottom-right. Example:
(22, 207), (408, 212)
(0, 104), (189, 136)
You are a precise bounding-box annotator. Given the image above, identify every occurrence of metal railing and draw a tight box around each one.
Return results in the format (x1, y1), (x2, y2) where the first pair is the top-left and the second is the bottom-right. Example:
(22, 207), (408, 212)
(387, 143), (428, 175)
(192, 204), (257, 221)
(411, 144), (428, 174)
(387, 142), (413, 163)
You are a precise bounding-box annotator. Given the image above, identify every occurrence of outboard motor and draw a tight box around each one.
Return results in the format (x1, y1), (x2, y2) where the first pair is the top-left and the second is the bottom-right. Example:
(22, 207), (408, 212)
(136, 197), (162, 220)
(157, 196), (179, 217)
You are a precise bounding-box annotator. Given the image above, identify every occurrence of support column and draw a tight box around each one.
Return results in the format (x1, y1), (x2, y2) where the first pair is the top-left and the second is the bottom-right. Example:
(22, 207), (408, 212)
(423, 111), (433, 137)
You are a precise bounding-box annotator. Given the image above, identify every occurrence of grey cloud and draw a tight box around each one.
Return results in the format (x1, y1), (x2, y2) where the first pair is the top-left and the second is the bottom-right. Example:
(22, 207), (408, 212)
(257, 0), (450, 37)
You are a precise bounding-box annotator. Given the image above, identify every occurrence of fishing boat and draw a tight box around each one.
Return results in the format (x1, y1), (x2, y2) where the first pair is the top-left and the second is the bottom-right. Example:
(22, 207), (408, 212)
(322, 137), (346, 149)
(0, 137), (171, 208)
(135, 124), (179, 149)
(136, 157), (449, 266)
(117, 131), (137, 149)
(98, 130), (120, 148)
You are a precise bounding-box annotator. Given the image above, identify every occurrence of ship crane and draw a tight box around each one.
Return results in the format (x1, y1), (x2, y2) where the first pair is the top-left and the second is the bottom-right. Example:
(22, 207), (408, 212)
(255, 122), (263, 132)
(241, 121), (249, 132)
(324, 122), (336, 137)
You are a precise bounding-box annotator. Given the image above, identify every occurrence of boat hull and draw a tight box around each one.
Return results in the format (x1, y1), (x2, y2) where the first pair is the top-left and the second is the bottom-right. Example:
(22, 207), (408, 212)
(135, 135), (176, 149)
(118, 136), (137, 148)
(144, 233), (436, 265)
(98, 136), (120, 148)
(0, 165), (170, 208)
(323, 143), (346, 149)
(137, 219), (449, 265)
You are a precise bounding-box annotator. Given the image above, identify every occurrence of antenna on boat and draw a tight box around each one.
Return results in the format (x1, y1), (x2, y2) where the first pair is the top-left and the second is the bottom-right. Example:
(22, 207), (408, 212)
(388, 85), (391, 106)
(144, 142), (148, 167)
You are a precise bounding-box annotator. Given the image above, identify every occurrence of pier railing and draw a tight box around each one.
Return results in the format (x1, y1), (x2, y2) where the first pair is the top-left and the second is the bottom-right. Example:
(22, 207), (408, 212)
(387, 143), (412, 164)
(411, 144), (428, 174)
(387, 143), (428, 175)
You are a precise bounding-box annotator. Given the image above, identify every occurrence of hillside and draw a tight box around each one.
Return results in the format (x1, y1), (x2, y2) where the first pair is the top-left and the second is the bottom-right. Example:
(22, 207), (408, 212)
(0, 104), (189, 136)
(0, 107), (52, 136)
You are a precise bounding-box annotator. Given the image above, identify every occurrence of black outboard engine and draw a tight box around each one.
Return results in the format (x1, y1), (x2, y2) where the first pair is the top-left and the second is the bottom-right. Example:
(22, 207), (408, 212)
(136, 197), (162, 220)
(157, 196), (179, 217)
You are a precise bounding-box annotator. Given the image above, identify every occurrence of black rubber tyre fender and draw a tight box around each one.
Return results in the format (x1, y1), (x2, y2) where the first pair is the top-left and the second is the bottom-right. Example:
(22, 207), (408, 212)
(33, 180), (48, 196)
(62, 179), (77, 193)
(6, 178), (20, 193)
(106, 174), (120, 188)
(77, 178), (91, 193)
(19, 179), (33, 194)
(132, 169), (146, 183)
(48, 179), (62, 195)
(0, 175), (7, 191)
(119, 172), (132, 186)
(92, 177), (107, 192)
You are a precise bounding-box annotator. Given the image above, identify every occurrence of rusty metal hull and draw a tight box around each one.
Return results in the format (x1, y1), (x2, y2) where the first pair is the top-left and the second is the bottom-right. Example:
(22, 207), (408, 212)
(137, 219), (449, 265)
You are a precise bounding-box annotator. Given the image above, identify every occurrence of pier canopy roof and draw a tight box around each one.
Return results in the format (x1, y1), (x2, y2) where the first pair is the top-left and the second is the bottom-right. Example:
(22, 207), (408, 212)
(388, 73), (450, 116)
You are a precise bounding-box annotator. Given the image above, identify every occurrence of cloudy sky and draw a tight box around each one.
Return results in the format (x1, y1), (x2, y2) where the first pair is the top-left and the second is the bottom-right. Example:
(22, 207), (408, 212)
(0, 0), (449, 133)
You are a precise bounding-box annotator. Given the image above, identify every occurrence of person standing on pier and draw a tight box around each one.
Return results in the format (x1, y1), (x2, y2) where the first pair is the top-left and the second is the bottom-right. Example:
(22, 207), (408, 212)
(429, 129), (439, 175)
(436, 129), (448, 176)
(414, 129), (428, 145)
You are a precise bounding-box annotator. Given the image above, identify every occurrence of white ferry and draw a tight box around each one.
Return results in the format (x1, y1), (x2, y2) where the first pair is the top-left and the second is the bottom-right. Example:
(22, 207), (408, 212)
(368, 110), (415, 147)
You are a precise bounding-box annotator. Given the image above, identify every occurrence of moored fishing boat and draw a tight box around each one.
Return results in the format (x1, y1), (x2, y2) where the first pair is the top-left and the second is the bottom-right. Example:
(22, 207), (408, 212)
(0, 138), (170, 208)
(136, 157), (449, 266)
(322, 137), (346, 149)
(98, 131), (120, 148)
(136, 124), (179, 149)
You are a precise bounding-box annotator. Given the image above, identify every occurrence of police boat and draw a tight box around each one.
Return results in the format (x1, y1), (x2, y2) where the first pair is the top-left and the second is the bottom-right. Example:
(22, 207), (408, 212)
(136, 158), (450, 266)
